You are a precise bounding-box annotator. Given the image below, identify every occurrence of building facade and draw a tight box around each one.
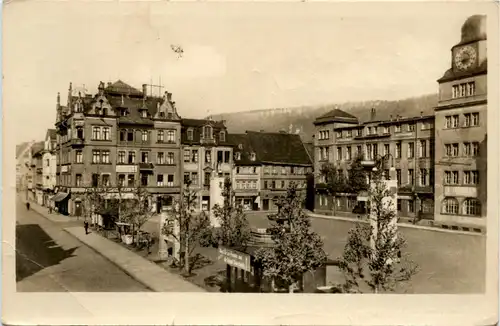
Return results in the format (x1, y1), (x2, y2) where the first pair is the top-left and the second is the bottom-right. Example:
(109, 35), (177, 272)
(30, 142), (45, 205)
(314, 109), (435, 220)
(42, 129), (57, 206)
(434, 15), (487, 228)
(54, 80), (183, 216)
(180, 118), (233, 212)
(229, 131), (313, 211)
(16, 141), (35, 199)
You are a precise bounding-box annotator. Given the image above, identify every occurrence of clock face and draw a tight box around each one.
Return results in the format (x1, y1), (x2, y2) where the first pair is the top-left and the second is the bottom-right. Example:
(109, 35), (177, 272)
(454, 46), (477, 71)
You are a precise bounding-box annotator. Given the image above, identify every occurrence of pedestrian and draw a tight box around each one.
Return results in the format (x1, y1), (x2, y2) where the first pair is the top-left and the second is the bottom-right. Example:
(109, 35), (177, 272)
(48, 206), (52, 214)
(26, 202), (30, 210)
(84, 220), (89, 235)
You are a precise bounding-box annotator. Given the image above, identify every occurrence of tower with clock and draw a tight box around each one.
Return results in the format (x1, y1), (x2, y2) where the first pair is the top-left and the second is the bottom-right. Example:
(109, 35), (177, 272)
(433, 15), (488, 229)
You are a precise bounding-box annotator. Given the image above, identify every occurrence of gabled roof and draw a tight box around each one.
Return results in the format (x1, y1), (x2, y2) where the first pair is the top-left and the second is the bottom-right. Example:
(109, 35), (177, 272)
(31, 141), (45, 157)
(180, 119), (230, 146)
(244, 131), (312, 166)
(227, 133), (259, 165)
(182, 118), (225, 128)
(16, 141), (33, 159)
(314, 108), (359, 125)
(437, 59), (487, 83)
(105, 80), (143, 97)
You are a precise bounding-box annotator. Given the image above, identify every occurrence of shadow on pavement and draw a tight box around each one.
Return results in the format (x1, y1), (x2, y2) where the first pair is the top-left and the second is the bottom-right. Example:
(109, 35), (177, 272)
(16, 224), (78, 282)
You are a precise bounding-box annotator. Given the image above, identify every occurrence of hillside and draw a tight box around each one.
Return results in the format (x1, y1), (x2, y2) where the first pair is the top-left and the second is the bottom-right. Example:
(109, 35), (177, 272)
(211, 93), (438, 141)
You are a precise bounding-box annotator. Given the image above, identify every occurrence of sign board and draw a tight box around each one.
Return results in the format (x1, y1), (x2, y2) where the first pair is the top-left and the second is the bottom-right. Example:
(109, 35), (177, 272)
(218, 246), (251, 272)
(116, 165), (137, 173)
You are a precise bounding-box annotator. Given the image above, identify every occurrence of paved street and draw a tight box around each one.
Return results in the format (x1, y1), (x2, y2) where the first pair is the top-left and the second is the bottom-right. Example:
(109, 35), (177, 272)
(16, 198), (150, 292)
(246, 211), (486, 294)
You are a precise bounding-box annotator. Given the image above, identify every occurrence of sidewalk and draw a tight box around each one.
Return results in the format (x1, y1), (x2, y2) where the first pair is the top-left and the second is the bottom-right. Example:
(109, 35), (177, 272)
(64, 226), (205, 292)
(22, 198), (82, 223)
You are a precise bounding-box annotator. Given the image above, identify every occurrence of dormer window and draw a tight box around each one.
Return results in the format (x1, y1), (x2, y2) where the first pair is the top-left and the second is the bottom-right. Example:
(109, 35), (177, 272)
(141, 110), (148, 118)
(219, 131), (226, 142)
(102, 108), (107, 116)
(235, 152), (241, 160)
(187, 128), (194, 141)
(238, 144), (243, 150)
(159, 112), (165, 118)
(250, 152), (256, 161)
(203, 125), (213, 139)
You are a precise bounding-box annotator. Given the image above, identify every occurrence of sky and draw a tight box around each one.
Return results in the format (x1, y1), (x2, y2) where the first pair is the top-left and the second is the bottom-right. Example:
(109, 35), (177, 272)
(3, 1), (490, 143)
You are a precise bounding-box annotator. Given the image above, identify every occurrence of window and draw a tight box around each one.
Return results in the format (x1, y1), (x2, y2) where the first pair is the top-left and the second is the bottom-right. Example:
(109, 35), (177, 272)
(75, 174), (82, 187)
(102, 174), (110, 187)
(419, 169), (428, 186)
(101, 150), (110, 163)
(141, 110), (148, 118)
(263, 181), (268, 189)
(383, 126), (389, 134)
(157, 152), (165, 164)
(118, 174), (126, 187)
(407, 142), (414, 158)
(408, 200), (415, 213)
(281, 180), (285, 189)
(408, 169), (414, 185)
(127, 130), (134, 141)
(346, 130), (352, 137)
(187, 129), (193, 141)
(356, 145), (362, 157)
(128, 175), (135, 186)
(443, 197), (459, 214)
(281, 167), (287, 175)
(128, 151), (135, 164)
(92, 150), (100, 163)
(192, 150), (199, 163)
(421, 121), (431, 130)
(141, 131), (148, 142)
(75, 150), (83, 163)
(452, 85), (459, 99)
(217, 151), (223, 163)
(166, 174), (174, 187)
(467, 82), (476, 96)
(158, 130), (164, 142)
(167, 152), (175, 165)
(92, 126), (101, 140)
(395, 124), (401, 133)
(91, 174), (99, 187)
(419, 140), (427, 158)
(184, 173), (190, 184)
(395, 143), (401, 158)
(383, 144), (390, 156)
(463, 198), (481, 216)
(355, 129), (361, 137)
(167, 130), (176, 143)
(445, 143), (459, 157)
(346, 146), (352, 160)
(184, 150), (190, 162)
(102, 127), (110, 140)
(141, 173), (148, 186)
(336, 131), (342, 138)
(235, 152), (241, 160)
(271, 181), (276, 189)
(396, 169), (401, 185)
(445, 115), (459, 128)
(203, 125), (213, 139)
(141, 152), (149, 163)
(204, 172), (211, 185)
(191, 172), (198, 185)
(453, 82), (476, 98)
(397, 199), (402, 212)
(408, 123), (415, 132)
(464, 171), (479, 185)
(337, 147), (342, 160)
(464, 112), (479, 127)
(157, 174), (164, 186)
(220, 131), (226, 142)
(318, 130), (330, 140)
(319, 146), (329, 161)
(118, 151), (125, 164)
(444, 171), (459, 185)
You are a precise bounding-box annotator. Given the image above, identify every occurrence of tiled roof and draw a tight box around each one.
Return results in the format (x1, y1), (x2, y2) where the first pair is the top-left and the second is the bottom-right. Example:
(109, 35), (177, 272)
(245, 131), (312, 166)
(107, 95), (162, 126)
(105, 80), (143, 96)
(181, 119), (230, 146)
(31, 141), (45, 157)
(438, 59), (487, 83)
(228, 133), (260, 165)
(314, 108), (359, 125)
(182, 118), (225, 128)
(303, 142), (315, 164)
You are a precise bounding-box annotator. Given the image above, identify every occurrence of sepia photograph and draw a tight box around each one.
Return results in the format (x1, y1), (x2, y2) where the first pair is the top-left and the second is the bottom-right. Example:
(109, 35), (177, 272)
(2, 1), (498, 325)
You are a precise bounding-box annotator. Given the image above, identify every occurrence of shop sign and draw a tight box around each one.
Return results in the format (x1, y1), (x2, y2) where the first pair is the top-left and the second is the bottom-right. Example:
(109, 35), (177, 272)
(218, 246), (251, 272)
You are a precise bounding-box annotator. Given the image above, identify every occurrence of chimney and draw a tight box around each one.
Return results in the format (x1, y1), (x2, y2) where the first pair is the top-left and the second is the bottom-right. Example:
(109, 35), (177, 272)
(370, 108), (376, 121)
(420, 111), (423, 117)
(142, 84), (148, 99)
(167, 92), (172, 102)
(56, 92), (61, 107)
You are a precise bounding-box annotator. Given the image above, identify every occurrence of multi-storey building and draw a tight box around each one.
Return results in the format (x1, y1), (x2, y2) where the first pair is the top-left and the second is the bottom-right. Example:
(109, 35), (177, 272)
(180, 118), (233, 212)
(314, 109), (436, 219)
(16, 141), (35, 198)
(434, 15), (487, 228)
(229, 131), (313, 211)
(53, 80), (183, 216)
(30, 141), (45, 205)
(42, 129), (57, 206)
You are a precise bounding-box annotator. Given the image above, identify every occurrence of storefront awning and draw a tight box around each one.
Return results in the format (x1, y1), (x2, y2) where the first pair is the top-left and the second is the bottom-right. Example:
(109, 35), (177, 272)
(51, 192), (69, 202)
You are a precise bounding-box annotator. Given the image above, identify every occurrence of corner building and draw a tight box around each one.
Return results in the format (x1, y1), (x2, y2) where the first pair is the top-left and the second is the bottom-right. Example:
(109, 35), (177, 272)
(434, 15), (487, 228)
(54, 80), (182, 216)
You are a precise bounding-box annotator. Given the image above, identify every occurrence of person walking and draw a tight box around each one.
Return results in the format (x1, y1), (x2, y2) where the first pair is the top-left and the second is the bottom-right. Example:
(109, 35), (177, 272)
(26, 202), (30, 210)
(84, 220), (89, 235)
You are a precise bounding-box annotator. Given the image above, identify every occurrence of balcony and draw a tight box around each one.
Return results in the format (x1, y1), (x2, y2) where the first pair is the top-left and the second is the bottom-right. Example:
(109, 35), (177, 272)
(70, 137), (85, 147)
(138, 162), (154, 171)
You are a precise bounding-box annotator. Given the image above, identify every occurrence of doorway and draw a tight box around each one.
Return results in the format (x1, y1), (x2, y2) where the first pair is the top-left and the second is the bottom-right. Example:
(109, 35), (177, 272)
(263, 199), (269, 211)
(74, 200), (82, 216)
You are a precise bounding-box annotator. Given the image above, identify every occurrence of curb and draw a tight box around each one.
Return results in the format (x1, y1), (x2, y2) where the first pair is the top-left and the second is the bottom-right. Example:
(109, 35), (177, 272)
(308, 213), (485, 236)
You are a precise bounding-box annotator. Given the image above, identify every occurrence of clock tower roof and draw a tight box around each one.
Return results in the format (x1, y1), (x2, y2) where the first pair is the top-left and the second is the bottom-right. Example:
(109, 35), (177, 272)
(457, 14), (487, 46)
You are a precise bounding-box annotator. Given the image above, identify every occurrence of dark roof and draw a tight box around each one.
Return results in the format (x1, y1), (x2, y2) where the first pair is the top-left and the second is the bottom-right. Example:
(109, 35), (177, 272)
(46, 129), (57, 141)
(438, 59), (487, 83)
(244, 131), (312, 166)
(31, 141), (45, 157)
(314, 108), (359, 125)
(228, 133), (260, 165)
(180, 119), (230, 146)
(303, 142), (315, 164)
(105, 80), (143, 97)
